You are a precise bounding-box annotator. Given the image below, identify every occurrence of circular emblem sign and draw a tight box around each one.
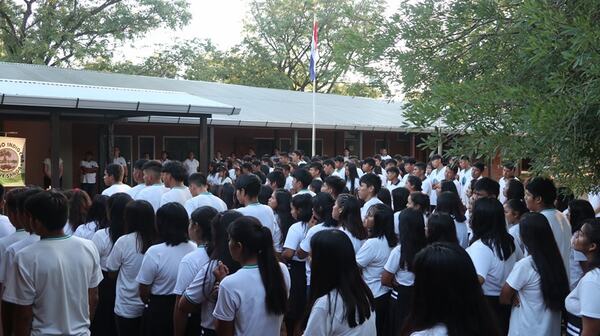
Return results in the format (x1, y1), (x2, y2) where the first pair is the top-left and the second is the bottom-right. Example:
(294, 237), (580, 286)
(0, 148), (20, 173)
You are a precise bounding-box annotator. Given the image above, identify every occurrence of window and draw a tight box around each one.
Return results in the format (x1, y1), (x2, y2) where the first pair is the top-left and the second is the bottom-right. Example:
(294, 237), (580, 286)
(298, 139), (323, 157)
(163, 137), (199, 162)
(138, 136), (155, 160)
(255, 138), (276, 157)
(279, 139), (292, 152)
(343, 131), (360, 157)
(374, 139), (386, 156)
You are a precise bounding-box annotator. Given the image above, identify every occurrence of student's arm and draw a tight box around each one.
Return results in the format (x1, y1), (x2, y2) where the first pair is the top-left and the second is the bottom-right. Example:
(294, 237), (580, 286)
(139, 284), (151, 304)
(582, 317), (600, 336)
(177, 294), (200, 314)
(381, 270), (397, 288)
(296, 248), (308, 260)
(88, 287), (99, 321)
(173, 295), (188, 336)
(499, 283), (516, 305)
(12, 304), (32, 336)
(281, 248), (295, 262)
(215, 320), (234, 336)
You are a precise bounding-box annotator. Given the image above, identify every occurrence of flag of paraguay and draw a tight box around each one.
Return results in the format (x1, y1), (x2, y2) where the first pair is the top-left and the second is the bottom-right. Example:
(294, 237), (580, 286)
(309, 20), (319, 82)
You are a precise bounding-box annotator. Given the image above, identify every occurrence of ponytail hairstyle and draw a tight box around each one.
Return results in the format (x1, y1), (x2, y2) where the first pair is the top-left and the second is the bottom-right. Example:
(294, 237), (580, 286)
(228, 216), (287, 315)
(190, 206), (218, 244)
(312, 192), (336, 227)
(368, 203), (398, 247)
(336, 194), (367, 240)
(107, 193), (133, 245)
(66, 189), (92, 232)
(398, 208), (427, 272)
(426, 212), (459, 245)
(124, 200), (157, 254)
(519, 212), (569, 311)
(87, 195), (109, 231)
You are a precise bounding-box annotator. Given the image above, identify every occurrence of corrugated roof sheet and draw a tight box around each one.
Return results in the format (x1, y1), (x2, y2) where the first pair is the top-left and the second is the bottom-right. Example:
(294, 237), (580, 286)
(0, 62), (422, 131)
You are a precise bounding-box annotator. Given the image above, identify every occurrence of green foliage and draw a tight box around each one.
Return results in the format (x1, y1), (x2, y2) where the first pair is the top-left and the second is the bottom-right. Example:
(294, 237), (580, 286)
(392, 0), (600, 193)
(0, 0), (190, 66)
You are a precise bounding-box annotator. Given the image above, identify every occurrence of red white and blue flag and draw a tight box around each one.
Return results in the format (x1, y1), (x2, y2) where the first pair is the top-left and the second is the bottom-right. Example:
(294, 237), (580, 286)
(309, 20), (319, 82)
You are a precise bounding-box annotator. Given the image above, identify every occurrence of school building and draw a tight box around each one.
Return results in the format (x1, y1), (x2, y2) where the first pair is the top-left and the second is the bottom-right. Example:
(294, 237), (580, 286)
(0, 61), (447, 189)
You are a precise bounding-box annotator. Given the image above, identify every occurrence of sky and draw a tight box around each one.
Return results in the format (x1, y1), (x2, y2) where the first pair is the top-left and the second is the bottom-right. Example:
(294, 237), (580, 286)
(119, 0), (403, 60)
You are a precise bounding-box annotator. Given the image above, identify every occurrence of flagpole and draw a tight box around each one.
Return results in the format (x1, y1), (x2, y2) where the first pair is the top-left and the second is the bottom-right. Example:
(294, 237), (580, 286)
(311, 11), (316, 159)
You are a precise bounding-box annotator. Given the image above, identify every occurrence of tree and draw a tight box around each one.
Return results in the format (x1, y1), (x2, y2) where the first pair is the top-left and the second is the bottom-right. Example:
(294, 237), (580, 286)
(392, 0), (600, 193)
(241, 0), (394, 95)
(0, 0), (190, 66)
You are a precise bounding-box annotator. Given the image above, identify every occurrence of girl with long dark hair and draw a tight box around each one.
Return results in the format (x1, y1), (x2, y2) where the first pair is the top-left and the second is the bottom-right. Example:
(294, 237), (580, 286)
(381, 207), (427, 334)
(567, 200), (595, 290)
(334, 194), (367, 254)
(357, 203), (397, 334)
(91, 192), (132, 336)
(426, 212), (459, 245)
(566, 218), (600, 336)
(436, 191), (468, 248)
(213, 216), (290, 335)
(177, 210), (243, 336)
(345, 163), (360, 194)
(136, 202), (196, 336)
(304, 229), (376, 334)
(106, 200), (157, 335)
(268, 188), (295, 250)
(392, 187), (410, 237)
(281, 193), (312, 336)
(401, 243), (500, 336)
(173, 206), (218, 336)
(74, 194), (109, 240)
(500, 212), (569, 335)
(504, 198), (529, 253)
(64, 189), (92, 235)
(467, 197), (521, 335)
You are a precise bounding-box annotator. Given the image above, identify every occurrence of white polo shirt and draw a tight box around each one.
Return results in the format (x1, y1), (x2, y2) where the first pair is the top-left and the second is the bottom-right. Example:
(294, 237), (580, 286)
(467, 239), (520, 296)
(101, 183), (131, 197)
(360, 197), (383, 221)
(173, 245), (210, 295)
(384, 244), (415, 286)
(183, 159), (200, 176)
(80, 160), (99, 184)
(136, 241), (196, 295)
(0, 215), (15, 238)
(135, 184), (169, 212)
(184, 192), (228, 217)
(356, 237), (392, 298)
(160, 186), (192, 207)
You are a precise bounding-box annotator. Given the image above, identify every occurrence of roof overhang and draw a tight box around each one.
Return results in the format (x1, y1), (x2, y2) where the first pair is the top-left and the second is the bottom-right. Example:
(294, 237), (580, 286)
(0, 79), (240, 117)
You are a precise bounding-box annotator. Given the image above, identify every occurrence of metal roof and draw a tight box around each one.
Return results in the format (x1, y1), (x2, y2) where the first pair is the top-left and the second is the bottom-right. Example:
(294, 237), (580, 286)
(0, 62), (421, 132)
(0, 78), (239, 116)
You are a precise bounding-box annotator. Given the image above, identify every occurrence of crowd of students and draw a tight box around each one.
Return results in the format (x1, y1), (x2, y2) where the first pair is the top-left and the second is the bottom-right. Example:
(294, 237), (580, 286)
(0, 148), (599, 336)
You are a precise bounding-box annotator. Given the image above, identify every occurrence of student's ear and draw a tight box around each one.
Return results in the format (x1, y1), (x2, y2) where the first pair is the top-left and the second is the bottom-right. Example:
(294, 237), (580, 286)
(589, 242), (598, 254)
(368, 185), (375, 195)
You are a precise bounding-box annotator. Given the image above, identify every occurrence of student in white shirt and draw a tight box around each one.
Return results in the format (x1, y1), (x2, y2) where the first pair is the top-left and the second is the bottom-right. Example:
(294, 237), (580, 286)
(101, 163), (131, 196)
(113, 146), (128, 181)
(173, 206), (218, 336)
(0, 187), (20, 241)
(427, 154), (446, 210)
(64, 189), (92, 235)
(402, 242), (499, 336)
(125, 159), (149, 199)
(185, 173), (228, 216)
(2, 190), (102, 336)
(268, 189), (295, 253)
(386, 166), (402, 193)
(291, 168), (315, 197)
(332, 156), (346, 178)
(304, 229), (376, 335)
(504, 199), (529, 254)
(280, 193), (312, 336)
(391, 187), (410, 235)
(214, 164), (233, 185)
(345, 162), (361, 194)
(357, 203), (397, 334)
(91, 192), (132, 335)
(467, 197), (520, 335)
(235, 174), (280, 251)
(566, 218), (600, 336)
(498, 163), (518, 204)
(135, 160), (168, 212)
(401, 157), (416, 186)
(73, 195), (108, 240)
(358, 173), (383, 221)
(334, 194), (367, 254)
(435, 191), (469, 248)
(425, 212), (460, 245)
(177, 210), (244, 336)
(567, 200), (595, 290)
(183, 151), (200, 176)
(80, 151), (99, 197)
(381, 207), (427, 335)
(107, 200), (157, 336)
(136, 202), (196, 336)
(500, 212), (569, 336)
(160, 161), (192, 207)
(524, 177), (571, 278)
(213, 216), (291, 336)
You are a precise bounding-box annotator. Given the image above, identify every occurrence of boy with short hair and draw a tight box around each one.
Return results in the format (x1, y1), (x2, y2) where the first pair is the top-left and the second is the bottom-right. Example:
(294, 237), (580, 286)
(3, 190), (103, 336)
(184, 173), (227, 216)
(126, 159), (149, 199)
(101, 163), (131, 196)
(160, 161), (192, 207)
(135, 161), (169, 212)
(358, 173), (383, 221)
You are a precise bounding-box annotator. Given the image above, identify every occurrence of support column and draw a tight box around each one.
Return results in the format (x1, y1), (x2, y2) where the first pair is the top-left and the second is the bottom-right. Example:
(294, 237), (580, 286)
(293, 130), (298, 150)
(199, 115), (208, 174)
(274, 129), (280, 151)
(359, 131), (364, 159)
(107, 122), (115, 162)
(50, 112), (61, 189)
(209, 126), (215, 162)
(410, 134), (416, 157)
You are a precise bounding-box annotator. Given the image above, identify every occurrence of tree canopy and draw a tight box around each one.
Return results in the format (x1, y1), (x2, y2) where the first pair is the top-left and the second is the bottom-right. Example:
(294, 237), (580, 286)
(0, 0), (190, 66)
(392, 0), (600, 192)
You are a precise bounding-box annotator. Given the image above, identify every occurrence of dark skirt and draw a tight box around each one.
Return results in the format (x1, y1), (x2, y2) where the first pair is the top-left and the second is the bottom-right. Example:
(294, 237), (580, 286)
(285, 260), (307, 336)
(374, 291), (391, 336)
(115, 315), (142, 336)
(485, 295), (511, 336)
(566, 312), (582, 336)
(141, 294), (177, 336)
(186, 312), (202, 336)
(200, 327), (216, 336)
(90, 272), (117, 336)
(384, 285), (413, 335)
